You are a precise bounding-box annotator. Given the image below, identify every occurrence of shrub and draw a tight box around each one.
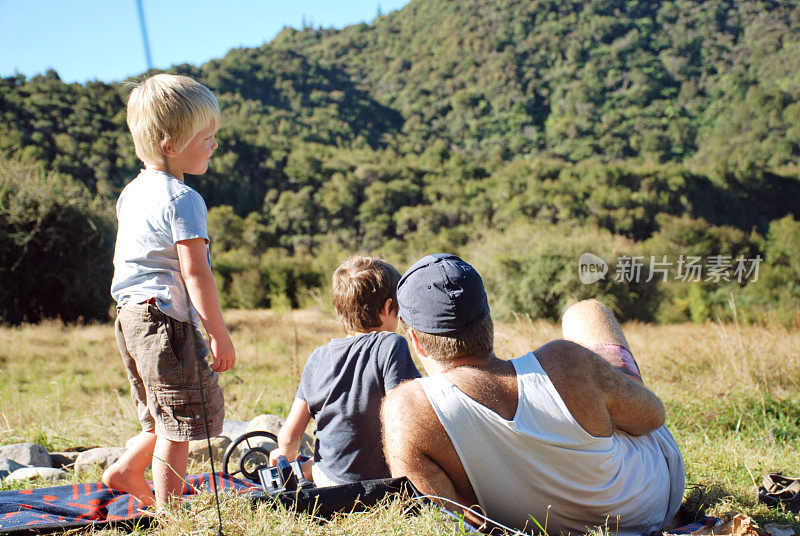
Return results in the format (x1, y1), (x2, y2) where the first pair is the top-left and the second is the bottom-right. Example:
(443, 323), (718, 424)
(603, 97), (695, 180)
(464, 223), (661, 322)
(0, 160), (115, 323)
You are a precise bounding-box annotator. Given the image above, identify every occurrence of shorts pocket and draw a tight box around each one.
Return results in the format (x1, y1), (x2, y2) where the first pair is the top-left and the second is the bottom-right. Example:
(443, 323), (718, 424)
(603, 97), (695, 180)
(132, 315), (184, 388)
(164, 316), (187, 361)
(154, 382), (224, 442)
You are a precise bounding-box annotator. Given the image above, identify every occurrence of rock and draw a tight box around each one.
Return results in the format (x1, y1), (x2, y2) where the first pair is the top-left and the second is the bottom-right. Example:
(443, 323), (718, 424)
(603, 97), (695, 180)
(74, 447), (126, 476)
(50, 451), (81, 469)
(764, 525), (795, 536)
(0, 458), (27, 480)
(234, 433), (278, 454)
(0, 443), (51, 468)
(188, 436), (231, 465)
(221, 419), (251, 441)
(236, 415), (281, 452)
(245, 414), (284, 436)
(239, 414), (313, 457)
(5, 467), (69, 483)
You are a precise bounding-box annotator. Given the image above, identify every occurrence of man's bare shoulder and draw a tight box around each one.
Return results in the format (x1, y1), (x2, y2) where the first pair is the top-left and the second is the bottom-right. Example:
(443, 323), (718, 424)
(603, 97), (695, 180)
(534, 339), (600, 378)
(383, 377), (430, 420)
(382, 377), (448, 446)
(533, 339), (615, 437)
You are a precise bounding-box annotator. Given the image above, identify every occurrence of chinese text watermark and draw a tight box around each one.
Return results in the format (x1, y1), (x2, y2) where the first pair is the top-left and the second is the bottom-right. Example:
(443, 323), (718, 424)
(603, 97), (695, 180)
(578, 254), (762, 284)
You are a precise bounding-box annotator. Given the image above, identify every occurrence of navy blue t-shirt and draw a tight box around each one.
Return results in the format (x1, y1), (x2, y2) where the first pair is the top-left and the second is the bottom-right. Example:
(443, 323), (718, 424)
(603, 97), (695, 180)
(296, 331), (421, 483)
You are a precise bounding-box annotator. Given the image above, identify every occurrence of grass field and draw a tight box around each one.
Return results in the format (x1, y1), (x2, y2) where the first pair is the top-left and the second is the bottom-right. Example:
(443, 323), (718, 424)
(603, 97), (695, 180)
(0, 307), (799, 535)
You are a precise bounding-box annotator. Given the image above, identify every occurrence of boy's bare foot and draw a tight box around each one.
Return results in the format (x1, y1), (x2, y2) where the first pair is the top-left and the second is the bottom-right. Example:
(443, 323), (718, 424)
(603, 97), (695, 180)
(103, 462), (157, 507)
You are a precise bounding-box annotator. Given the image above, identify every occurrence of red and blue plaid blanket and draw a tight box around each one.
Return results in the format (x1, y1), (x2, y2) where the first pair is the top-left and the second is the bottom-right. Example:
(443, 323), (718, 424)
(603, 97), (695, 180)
(0, 472), (256, 534)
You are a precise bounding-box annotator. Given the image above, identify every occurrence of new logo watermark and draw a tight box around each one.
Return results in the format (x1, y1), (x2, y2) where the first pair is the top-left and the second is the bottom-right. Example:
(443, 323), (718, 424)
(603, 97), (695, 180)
(577, 253), (762, 284)
(578, 253), (608, 284)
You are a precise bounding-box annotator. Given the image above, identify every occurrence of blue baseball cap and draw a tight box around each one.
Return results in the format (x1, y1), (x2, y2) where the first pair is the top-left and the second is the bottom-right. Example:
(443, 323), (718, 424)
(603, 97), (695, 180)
(397, 253), (489, 335)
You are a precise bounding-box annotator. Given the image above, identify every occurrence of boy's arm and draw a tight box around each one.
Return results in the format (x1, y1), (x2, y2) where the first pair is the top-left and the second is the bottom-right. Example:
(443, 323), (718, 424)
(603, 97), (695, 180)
(176, 237), (235, 372)
(270, 397), (312, 464)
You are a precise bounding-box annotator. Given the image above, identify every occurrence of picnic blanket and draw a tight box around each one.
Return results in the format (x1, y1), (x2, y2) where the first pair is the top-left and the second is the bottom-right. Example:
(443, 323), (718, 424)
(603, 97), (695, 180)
(0, 473), (418, 535)
(0, 472), (256, 534)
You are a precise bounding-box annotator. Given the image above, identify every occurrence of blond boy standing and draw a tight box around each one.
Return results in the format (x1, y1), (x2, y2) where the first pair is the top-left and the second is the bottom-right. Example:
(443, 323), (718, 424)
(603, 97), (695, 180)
(105, 74), (235, 508)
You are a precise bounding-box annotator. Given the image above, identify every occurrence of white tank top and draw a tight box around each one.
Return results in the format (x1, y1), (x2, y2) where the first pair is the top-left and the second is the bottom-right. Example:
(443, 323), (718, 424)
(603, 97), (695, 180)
(421, 352), (684, 536)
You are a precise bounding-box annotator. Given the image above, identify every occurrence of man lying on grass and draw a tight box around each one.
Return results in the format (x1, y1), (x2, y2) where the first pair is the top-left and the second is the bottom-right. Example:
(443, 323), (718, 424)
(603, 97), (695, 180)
(382, 254), (685, 535)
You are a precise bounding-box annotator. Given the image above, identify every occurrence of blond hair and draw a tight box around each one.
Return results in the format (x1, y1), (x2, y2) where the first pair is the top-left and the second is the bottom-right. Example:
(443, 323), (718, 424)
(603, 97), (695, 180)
(331, 256), (401, 333)
(401, 315), (494, 361)
(126, 74), (220, 167)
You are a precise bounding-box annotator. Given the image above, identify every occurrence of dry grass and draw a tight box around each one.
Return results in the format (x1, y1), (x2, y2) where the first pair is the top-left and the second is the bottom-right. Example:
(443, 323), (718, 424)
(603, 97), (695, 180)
(1, 309), (799, 534)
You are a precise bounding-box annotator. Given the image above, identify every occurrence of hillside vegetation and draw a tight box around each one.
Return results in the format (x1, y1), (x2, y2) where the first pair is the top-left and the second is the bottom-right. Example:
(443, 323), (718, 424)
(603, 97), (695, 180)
(1, 0), (799, 324)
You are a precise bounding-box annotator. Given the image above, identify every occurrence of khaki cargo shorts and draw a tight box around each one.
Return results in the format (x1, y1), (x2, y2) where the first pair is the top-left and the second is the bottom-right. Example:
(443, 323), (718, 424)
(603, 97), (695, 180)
(115, 303), (224, 441)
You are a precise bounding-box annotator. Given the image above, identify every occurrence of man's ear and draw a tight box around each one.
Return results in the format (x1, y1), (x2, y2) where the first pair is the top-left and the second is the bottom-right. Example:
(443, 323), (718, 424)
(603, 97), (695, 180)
(408, 328), (428, 358)
(160, 138), (177, 157)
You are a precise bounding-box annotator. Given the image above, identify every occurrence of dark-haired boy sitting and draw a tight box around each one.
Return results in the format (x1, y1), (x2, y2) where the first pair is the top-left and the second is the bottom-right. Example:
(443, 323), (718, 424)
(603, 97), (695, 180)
(269, 256), (421, 485)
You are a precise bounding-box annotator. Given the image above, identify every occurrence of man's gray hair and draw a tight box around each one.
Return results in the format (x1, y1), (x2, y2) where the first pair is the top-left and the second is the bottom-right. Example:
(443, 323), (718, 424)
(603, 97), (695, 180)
(403, 314), (494, 361)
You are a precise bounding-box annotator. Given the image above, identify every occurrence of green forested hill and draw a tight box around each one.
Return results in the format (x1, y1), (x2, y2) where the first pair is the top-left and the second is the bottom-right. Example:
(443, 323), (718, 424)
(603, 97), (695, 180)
(270, 0), (800, 171)
(2, 0), (800, 324)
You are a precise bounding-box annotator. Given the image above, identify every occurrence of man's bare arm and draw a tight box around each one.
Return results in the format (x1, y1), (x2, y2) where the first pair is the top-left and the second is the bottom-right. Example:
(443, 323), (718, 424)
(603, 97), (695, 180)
(382, 381), (483, 526)
(596, 356), (665, 435)
(536, 340), (664, 437)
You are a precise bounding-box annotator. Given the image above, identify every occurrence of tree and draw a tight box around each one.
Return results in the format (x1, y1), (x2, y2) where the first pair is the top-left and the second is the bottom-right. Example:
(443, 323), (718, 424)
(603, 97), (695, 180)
(0, 160), (115, 323)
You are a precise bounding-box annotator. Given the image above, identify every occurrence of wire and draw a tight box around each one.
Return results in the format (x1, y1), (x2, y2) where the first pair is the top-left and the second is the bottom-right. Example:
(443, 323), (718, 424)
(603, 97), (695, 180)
(195, 352), (225, 536)
(411, 494), (529, 535)
(135, 0), (153, 70)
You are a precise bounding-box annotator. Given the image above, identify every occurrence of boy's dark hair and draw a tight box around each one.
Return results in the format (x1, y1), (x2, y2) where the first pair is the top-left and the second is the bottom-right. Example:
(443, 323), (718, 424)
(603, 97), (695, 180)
(332, 256), (401, 333)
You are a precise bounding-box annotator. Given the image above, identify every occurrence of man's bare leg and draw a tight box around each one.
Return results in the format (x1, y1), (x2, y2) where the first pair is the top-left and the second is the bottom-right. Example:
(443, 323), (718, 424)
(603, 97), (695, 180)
(102, 431), (157, 507)
(562, 299), (629, 349)
(562, 299), (641, 381)
(152, 437), (189, 508)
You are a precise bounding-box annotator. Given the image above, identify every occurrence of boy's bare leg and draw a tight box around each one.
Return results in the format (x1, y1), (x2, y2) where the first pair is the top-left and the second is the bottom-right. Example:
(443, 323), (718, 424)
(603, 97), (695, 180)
(562, 299), (642, 381)
(152, 437), (189, 507)
(102, 431), (157, 507)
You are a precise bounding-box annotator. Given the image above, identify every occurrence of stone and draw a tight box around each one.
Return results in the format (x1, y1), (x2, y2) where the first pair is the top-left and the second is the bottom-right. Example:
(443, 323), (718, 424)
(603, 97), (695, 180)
(221, 419), (251, 441)
(234, 433), (278, 454)
(188, 436), (231, 465)
(765, 525), (795, 536)
(0, 458), (26, 480)
(245, 414), (284, 436)
(50, 451), (81, 469)
(74, 447), (126, 476)
(239, 414), (313, 457)
(0, 443), (51, 468)
(237, 414), (281, 452)
(5, 467), (69, 483)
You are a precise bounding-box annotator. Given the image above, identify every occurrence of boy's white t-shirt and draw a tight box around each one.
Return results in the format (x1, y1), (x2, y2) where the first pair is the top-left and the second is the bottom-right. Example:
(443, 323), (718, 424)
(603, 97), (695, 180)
(111, 168), (210, 326)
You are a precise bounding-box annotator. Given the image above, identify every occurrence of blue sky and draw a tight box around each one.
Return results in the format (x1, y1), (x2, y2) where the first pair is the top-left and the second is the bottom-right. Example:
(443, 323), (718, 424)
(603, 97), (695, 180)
(0, 0), (411, 84)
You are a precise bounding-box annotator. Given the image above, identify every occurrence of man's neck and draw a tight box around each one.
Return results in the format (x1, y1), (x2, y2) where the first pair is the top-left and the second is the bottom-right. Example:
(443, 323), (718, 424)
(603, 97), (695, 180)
(423, 352), (499, 375)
